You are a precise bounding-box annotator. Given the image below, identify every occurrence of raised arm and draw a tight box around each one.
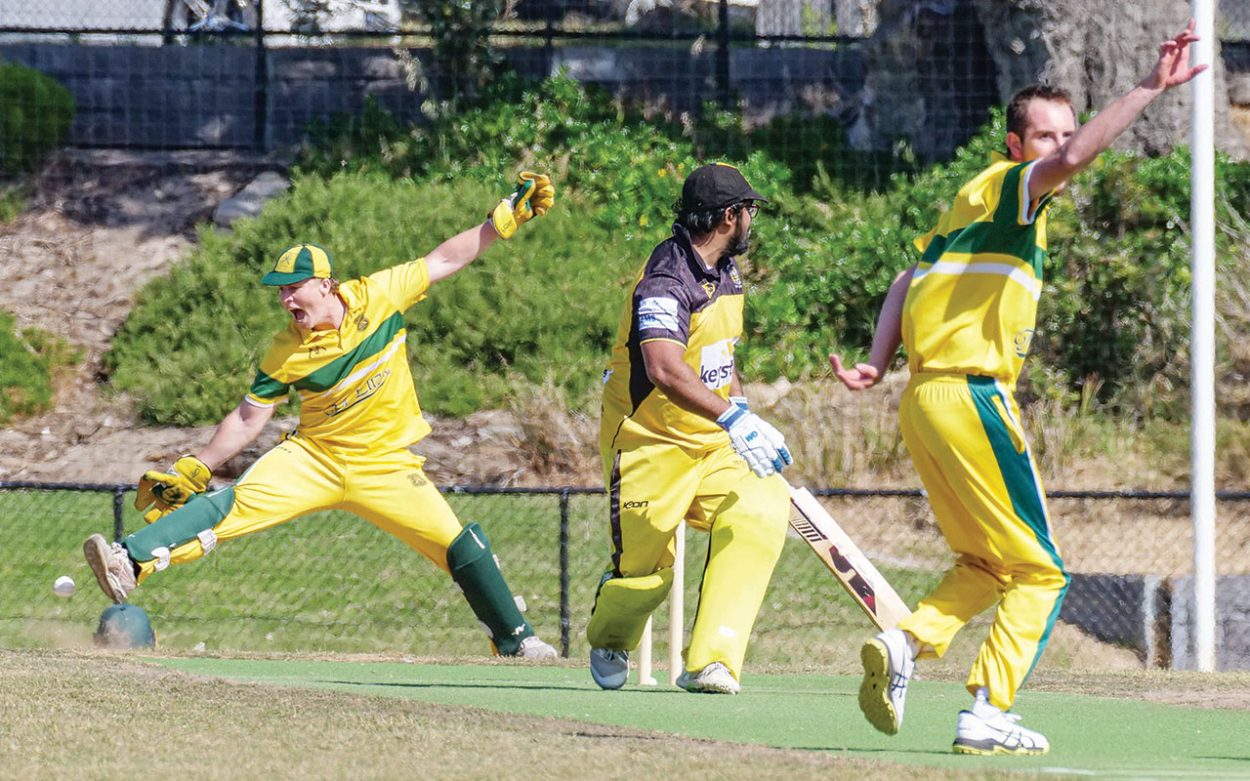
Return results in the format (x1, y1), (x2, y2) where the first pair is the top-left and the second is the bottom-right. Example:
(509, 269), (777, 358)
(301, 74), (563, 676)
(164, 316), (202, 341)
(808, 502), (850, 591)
(425, 222), (500, 284)
(426, 172), (556, 285)
(1027, 21), (1207, 201)
(830, 264), (915, 391)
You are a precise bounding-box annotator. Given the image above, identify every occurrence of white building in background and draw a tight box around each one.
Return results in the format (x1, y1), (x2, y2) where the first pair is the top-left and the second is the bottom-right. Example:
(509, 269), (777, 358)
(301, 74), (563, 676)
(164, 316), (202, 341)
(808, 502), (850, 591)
(0, 0), (402, 39)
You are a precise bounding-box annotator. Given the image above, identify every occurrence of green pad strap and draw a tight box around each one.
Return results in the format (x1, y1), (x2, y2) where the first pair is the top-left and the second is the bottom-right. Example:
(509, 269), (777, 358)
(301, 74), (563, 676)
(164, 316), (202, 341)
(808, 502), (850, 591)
(447, 522), (532, 656)
(123, 487), (235, 562)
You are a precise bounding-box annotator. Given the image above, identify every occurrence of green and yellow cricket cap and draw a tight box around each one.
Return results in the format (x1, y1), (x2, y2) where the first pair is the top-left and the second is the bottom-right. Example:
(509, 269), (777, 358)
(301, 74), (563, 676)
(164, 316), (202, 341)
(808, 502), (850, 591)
(261, 243), (334, 286)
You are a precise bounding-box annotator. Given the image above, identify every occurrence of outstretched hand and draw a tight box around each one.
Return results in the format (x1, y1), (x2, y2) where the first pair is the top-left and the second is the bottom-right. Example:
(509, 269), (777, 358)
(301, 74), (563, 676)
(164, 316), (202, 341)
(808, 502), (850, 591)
(1143, 19), (1208, 92)
(489, 171), (555, 240)
(830, 353), (880, 391)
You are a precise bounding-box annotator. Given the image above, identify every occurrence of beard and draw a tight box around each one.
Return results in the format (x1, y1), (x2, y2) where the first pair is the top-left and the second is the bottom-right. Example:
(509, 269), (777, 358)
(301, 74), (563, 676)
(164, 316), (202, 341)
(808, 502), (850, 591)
(727, 221), (750, 257)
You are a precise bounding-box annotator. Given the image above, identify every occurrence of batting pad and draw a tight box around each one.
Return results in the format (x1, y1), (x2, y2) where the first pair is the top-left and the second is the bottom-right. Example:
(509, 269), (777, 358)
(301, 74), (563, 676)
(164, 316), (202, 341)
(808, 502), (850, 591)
(447, 523), (531, 656)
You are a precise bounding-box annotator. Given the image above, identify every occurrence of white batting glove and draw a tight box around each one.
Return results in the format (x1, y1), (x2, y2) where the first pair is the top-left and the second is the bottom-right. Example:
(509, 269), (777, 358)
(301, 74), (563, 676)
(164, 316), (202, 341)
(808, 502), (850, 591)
(716, 405), (793, 478)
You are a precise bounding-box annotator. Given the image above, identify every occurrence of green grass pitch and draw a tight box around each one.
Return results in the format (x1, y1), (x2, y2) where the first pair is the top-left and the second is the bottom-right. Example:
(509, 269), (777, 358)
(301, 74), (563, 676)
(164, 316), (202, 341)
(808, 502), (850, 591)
(158, 657), (1250, 779)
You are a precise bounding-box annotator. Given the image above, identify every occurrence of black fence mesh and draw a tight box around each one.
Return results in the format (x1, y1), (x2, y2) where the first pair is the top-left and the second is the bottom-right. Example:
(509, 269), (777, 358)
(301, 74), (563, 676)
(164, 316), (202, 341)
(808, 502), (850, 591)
(6, 482), (1250, 672)
(4, 2), (1250, 673)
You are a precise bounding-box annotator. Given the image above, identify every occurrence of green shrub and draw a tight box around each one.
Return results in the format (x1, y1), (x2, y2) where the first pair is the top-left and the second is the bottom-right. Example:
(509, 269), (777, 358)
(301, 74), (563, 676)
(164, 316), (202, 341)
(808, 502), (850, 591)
(0, 181), (28, 223)
(116, 76), (1250, 426)
(104, 176), (637, 422)
(0, 61), (75, 175)
(0, 312), (79, 424)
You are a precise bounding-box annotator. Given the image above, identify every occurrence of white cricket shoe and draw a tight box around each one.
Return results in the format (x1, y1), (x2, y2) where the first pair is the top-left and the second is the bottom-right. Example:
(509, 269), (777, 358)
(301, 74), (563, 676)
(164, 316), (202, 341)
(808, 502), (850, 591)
(953, 707), (1050, 755)
(83, 533), (137, 604)
(590, 647), (629, 690)
(675, 662), (740, 694)
(515, 635), (558, 660)
(858, 628), (915, 735)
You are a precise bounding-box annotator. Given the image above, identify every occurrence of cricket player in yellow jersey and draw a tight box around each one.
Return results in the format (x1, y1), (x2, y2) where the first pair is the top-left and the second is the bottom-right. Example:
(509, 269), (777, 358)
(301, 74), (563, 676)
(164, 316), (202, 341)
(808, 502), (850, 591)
(83, 172), (561, 659)
(831, 24), (1206, 753)
(588, 163), (793, 694)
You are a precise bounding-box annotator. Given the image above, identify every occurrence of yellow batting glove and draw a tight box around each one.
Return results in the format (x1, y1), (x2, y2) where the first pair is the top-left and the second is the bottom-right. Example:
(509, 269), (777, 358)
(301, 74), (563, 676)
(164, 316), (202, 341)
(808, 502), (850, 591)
(135, 454), (213, 523)
(489, 171), (555, 239)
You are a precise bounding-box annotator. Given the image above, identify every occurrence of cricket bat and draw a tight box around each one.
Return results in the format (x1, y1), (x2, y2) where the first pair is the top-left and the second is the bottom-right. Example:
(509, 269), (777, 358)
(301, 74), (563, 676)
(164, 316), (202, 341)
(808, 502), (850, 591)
(786, 480), (912, 630)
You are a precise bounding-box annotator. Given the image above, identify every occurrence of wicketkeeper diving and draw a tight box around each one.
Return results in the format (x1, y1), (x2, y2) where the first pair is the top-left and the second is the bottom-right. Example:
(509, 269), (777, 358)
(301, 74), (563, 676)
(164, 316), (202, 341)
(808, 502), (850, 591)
(83, 172), (560, 659)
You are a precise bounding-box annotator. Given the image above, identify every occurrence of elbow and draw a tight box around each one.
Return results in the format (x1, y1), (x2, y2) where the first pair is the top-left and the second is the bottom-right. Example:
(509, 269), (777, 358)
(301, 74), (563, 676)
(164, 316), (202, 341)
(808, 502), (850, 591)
(645, 365), (671, 390)
(1055, 146), (1086, 175)
(644, 362), (680, 392)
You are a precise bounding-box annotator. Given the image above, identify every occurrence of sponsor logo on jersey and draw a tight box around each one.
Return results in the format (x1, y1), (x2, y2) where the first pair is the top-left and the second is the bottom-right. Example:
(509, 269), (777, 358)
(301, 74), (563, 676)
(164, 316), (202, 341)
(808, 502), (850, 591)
(637, 296), (680, 333)
(622, 500), (649, 509)
(729, 266), (742, 287)
(699, 337), (737, 390)
(1014, 328), (1035, 358)
(324, 368), (392, 417)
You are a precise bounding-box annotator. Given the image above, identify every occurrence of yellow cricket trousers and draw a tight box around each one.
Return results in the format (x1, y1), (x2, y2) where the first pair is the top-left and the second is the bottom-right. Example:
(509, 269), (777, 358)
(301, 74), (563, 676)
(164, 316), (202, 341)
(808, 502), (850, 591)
(585, 441), (790, 679)
(896, 374), (1069, 710)
(123, 432), (464, 579)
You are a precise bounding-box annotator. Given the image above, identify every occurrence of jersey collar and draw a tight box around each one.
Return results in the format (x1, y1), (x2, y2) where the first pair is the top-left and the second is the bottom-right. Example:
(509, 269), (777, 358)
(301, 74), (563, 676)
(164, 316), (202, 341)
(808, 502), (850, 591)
(671, 223), (725, 281)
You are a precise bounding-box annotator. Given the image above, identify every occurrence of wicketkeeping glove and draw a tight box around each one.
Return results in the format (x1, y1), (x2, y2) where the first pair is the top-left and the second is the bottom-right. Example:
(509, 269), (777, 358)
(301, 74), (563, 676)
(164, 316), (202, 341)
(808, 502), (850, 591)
(135, 454), (213, 524)
(716, 406), (793, 478)
(489, 171), (555, 239)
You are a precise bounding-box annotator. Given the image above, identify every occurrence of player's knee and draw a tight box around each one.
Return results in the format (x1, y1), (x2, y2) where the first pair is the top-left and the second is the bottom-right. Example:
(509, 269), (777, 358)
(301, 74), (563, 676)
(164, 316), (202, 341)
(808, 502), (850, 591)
(594, 567), (675, 615)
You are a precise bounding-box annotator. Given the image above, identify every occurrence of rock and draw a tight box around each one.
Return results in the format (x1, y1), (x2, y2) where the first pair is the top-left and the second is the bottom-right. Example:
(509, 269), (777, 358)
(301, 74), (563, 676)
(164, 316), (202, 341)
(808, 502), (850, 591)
(851, 0), (1250, 160)
(213, 171), (291, 228)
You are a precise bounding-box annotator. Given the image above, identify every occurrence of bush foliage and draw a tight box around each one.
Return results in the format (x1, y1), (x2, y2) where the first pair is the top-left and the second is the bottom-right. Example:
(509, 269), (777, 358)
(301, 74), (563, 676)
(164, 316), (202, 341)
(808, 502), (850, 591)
(110, 75), (1250, 425)
(0, 312), (79, 424)
(0, 60), (74, 175)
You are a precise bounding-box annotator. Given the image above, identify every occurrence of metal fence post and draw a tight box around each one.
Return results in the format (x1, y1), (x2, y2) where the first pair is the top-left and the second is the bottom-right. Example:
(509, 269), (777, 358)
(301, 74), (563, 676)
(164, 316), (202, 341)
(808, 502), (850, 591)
(253, 0), (268, 151)
(559, 488), (571, 658)
(717, 0), (732, 109)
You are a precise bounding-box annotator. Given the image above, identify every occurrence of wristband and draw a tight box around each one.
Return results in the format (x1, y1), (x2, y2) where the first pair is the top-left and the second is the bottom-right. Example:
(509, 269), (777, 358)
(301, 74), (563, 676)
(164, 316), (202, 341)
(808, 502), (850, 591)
(716, 404), (748, 431)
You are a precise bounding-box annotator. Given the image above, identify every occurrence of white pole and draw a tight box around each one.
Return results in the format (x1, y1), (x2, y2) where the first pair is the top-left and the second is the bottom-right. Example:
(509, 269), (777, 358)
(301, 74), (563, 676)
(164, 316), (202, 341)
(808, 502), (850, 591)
(637, 617), (658, 685)
(1190, 0), (1217, 672)
(669, 521), (686, 685)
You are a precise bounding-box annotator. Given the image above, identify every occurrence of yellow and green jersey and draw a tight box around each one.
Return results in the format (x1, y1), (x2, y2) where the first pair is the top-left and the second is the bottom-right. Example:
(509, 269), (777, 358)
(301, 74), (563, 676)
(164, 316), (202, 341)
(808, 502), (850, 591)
(245, 259), (433, 453)
(902, 152), (1055, 387)
(600, 224), (744, 452)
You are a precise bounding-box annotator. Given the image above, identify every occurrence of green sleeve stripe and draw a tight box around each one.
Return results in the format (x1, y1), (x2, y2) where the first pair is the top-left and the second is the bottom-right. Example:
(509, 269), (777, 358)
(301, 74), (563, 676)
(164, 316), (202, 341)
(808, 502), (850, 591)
(919, 232), (948, 265)
(293, 311), (406, 393)
(249, 371), (288, 400)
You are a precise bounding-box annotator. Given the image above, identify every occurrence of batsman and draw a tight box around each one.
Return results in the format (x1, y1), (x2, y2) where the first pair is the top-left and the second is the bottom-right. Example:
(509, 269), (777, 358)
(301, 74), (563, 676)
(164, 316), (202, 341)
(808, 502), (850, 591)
(83, 172), (560, 660)
(588, 163), (793, 694)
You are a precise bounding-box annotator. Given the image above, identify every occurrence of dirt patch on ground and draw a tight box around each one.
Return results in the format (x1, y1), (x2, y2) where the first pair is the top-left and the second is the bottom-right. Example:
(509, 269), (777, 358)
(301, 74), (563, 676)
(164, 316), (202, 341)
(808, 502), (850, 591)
(0, 151), (265, 483)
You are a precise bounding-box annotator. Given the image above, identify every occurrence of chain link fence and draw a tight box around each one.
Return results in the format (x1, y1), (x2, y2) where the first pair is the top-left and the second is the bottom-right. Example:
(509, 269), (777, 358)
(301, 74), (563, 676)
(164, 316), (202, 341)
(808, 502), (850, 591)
(4, 2), (1250, 673)
(0, 0), (969, 161)
(1, 4), (1246, 171)
(6, 482), (1250, 671)
(1225, 0), (1250, 41)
